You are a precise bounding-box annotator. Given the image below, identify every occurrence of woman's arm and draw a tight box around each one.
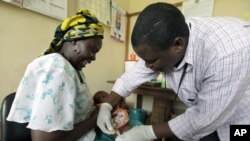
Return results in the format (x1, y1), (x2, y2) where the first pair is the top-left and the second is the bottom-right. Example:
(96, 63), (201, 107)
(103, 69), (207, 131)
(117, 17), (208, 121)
(31, 109), (99, 141)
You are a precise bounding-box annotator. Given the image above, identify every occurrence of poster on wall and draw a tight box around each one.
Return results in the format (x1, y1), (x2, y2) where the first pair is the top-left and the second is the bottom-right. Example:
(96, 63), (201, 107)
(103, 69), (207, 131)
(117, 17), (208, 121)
(182, 0), (214, 17)
(78, 0), (111, 26)
(22, 0), (67, 20)
(2, 0), (22, 7)
(110, 1), (127, 42)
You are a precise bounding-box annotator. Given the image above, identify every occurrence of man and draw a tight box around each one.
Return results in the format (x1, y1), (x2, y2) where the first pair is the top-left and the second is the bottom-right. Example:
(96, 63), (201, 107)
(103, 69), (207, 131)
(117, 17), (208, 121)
(97, 2), (250, 141)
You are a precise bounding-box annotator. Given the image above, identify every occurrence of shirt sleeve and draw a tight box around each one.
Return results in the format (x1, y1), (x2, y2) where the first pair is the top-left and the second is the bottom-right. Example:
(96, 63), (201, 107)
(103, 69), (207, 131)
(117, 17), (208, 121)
(168, 48), (250, 140)
(112, 59), (157, 97)
(7, 56), (78, 132)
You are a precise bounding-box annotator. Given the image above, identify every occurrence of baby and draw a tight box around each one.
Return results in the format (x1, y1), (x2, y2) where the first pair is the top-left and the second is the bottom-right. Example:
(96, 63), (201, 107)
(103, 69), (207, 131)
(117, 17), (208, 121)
(93, 91), (131, 134)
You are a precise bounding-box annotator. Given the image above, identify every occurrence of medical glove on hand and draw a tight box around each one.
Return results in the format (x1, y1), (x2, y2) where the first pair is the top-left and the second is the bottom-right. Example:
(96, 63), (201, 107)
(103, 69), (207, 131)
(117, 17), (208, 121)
(115, 125), (157, 141)
(97, 103), (115, 134)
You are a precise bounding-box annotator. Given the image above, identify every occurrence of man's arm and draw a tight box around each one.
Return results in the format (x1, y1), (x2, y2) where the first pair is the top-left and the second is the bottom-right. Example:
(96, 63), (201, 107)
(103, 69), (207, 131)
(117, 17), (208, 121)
(153, 123), (175, 139)
(106, 91), (123, 108)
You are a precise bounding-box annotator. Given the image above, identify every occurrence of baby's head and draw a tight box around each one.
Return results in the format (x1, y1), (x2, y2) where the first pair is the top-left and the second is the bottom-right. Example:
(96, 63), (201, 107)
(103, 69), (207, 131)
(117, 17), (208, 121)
(93, 91), (109, 105)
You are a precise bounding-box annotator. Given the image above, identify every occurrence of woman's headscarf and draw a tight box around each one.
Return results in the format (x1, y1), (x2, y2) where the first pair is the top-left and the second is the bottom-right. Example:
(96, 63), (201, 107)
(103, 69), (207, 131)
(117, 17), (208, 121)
(44, 9), (104, 55)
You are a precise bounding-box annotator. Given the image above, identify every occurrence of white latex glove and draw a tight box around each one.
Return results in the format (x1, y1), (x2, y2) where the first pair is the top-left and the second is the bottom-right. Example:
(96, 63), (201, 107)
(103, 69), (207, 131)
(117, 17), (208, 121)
(115, 125), (157, 141)
(97, 103), (115, 134)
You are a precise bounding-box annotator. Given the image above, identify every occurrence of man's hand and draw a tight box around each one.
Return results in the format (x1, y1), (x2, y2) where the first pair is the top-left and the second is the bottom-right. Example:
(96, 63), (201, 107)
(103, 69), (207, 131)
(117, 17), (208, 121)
(97, 103), (115, 134)
(115, 125), (157, 141)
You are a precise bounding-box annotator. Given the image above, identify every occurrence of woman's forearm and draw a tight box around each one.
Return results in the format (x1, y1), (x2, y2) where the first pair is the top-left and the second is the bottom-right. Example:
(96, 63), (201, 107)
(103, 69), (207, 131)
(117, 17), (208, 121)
(31, 111), (98, 141)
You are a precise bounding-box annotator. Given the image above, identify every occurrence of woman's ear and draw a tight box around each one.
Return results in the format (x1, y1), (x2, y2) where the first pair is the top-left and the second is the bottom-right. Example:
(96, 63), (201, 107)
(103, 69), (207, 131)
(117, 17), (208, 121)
(71, 41), (80, 53)
(71, 41), (77, 46)
(173, 37), (185, 54)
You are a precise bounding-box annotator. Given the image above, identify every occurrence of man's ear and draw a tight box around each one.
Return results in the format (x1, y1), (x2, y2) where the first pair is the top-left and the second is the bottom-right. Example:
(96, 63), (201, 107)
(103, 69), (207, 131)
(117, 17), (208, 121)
(173, 37), (185, 54)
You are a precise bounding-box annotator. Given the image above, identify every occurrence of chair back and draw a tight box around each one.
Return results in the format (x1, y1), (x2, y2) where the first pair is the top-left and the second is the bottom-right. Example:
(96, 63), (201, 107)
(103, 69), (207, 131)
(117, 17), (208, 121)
(1, 92), (31, 141)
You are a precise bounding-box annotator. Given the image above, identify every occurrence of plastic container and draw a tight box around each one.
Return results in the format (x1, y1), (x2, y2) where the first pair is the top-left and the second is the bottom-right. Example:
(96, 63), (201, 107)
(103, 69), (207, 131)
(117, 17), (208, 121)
(95, 127), (114, 141)
(128, 108), (147, 123)
(129, 119), (143, 126)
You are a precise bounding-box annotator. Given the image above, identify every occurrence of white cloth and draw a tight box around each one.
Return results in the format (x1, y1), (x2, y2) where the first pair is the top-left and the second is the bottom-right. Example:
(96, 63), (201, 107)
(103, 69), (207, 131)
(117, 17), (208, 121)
(112, 17), (250, 141)
(115, 125), (157, 141)
(7, 53), (95, 141)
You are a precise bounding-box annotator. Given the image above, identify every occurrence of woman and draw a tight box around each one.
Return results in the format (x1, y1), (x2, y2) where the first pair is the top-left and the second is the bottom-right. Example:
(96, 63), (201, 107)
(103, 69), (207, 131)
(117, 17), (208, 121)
(7, 9), (104, 141)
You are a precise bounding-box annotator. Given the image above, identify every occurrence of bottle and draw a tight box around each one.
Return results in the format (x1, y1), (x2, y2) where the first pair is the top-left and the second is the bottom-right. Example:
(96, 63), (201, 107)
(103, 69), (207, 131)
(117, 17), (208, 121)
(156, 73), (164, 88)
(129, 53), (137, 61)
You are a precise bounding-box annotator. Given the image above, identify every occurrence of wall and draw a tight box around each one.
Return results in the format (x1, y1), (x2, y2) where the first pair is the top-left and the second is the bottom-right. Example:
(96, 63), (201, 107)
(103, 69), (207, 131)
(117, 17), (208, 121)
(128, 0), (250, 17)
(128, 0), (182, 13)
(214, 0), (250, 18)
(0, 0), (129, 103)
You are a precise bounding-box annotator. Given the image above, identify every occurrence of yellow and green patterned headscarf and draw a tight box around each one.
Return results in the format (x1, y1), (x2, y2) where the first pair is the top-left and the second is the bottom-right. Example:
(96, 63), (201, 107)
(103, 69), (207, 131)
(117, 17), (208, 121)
(44, 9), (104, 55)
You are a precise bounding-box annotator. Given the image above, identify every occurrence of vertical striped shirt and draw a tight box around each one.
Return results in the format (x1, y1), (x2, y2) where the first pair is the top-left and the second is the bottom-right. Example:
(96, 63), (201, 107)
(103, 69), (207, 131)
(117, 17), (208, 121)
(112, 17), (250, 141)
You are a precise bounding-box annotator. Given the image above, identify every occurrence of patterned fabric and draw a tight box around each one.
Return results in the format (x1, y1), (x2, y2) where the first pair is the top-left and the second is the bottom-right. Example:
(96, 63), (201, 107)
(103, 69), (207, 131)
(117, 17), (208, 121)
(112, 17), (250, 141)
(44, 9), (104, 55)
(7, 53), (96, 141)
